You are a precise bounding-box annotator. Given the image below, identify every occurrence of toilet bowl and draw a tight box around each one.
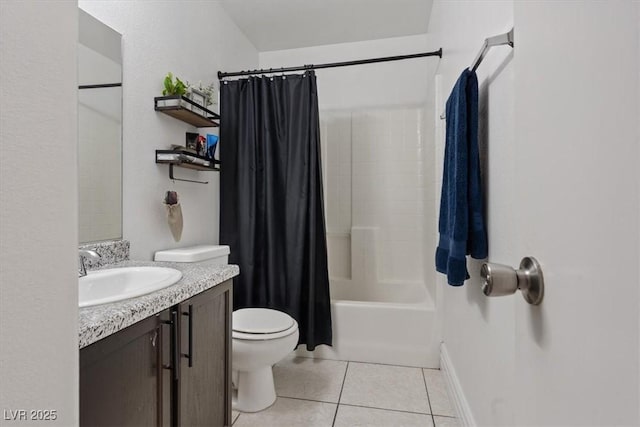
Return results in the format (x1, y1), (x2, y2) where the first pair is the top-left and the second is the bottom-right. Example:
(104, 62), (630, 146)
(232, 308), (299, 413)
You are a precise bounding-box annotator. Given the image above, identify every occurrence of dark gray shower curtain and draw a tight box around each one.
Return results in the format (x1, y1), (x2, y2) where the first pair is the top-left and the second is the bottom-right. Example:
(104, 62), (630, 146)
(219, 71), (332, 350)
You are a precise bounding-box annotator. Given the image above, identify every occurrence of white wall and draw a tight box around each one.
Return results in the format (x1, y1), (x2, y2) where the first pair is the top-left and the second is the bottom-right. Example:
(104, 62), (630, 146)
(79, 0), (259, 260)
(0, 1), (79, 425)
(430, 1), (639, 425)
(260, 35), (436, 110)
(429, 2), (516, 424)
(261, 36), (439, 294)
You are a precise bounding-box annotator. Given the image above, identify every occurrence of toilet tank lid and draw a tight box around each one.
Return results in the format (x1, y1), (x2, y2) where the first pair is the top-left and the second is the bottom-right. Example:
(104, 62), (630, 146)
(154, 245), (230, 263)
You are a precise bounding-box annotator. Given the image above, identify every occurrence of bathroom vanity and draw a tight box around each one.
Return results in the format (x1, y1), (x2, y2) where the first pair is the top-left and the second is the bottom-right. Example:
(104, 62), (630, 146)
(79, 260), (238, 427)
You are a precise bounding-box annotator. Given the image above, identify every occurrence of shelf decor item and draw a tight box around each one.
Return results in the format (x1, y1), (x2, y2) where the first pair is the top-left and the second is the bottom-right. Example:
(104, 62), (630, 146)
(206, 134), (219, 160)
(188, 88), (207, 116)
(157, 72), (187, 109)
(185, 132), (199, 152)
(196, 135), (207, 157)
(164, 190), (183, 242)
(187, 81), (215, 106)
(162, 72), (187, 96)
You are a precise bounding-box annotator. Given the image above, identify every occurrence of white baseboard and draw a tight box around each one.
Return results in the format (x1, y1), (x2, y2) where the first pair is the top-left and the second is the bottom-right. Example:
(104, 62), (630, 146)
(440, 343), (476, 426)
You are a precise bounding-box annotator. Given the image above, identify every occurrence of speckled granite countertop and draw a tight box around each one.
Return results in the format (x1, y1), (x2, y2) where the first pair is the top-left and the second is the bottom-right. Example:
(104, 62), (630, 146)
(79, 260), (239, 349)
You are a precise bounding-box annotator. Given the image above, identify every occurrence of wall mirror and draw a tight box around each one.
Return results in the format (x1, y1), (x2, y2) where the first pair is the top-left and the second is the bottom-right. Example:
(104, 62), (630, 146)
(78, 9), (123, 243)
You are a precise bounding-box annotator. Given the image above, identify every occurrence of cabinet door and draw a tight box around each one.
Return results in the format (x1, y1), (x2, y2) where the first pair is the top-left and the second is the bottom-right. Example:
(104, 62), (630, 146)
(80, 310), (172, 427)
(177, 281), (232, 427)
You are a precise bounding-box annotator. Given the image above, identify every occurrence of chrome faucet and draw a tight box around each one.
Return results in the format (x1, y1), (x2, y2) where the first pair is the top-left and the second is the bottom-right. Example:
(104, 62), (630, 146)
(78, 249), (100, 277)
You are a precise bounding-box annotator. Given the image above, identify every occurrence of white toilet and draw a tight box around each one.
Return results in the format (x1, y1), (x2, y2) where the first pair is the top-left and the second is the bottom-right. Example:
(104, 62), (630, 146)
(232, 308), (299, 412)
(154, 245), (299, 413)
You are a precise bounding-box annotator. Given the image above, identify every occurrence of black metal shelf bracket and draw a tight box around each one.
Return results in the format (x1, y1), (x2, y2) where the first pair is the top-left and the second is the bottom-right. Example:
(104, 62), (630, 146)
(169, 164), (209, 184)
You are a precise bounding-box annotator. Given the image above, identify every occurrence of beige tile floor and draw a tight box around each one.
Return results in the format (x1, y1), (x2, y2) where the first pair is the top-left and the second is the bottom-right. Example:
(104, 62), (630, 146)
(232, 355), (459, 427)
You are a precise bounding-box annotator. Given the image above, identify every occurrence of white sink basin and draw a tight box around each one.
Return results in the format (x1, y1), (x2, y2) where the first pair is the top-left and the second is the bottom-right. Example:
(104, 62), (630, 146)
(79, 267), (183, 308)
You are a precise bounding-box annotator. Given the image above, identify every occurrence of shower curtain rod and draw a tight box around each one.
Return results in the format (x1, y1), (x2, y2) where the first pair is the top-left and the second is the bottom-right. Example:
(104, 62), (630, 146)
(217, 48), (443, 79)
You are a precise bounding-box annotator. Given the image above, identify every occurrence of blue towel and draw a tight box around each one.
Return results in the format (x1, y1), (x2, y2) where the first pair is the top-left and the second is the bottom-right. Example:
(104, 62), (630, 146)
(435, 69), (488, 286)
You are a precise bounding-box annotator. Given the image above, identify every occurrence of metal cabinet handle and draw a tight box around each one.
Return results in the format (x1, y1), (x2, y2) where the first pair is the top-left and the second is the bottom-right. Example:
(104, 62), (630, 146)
(182, 305), (193, 368)
(481, 256), (544, 305)
(170, 311), (180, 380)
(161, 312), (180, 381)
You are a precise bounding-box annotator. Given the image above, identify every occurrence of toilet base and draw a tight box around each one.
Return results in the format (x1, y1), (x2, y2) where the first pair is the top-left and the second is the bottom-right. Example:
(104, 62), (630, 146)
(232, 366), (276, 413)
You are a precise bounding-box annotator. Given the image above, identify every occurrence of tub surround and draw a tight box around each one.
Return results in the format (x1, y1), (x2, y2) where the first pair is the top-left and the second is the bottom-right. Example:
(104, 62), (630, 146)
(297, 226), (439, 367)
(79, 260), (238, 348)
(78, 239), (130, 269)
(296, 280), (438, 368)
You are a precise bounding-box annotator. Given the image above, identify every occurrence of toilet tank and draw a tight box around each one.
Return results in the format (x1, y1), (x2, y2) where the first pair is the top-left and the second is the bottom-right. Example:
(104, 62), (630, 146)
(154, 245), (230, 266)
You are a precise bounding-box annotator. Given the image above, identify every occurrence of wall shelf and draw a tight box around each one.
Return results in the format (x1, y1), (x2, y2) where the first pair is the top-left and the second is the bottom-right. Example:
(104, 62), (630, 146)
(154, 95), (220, 127)
(156, 149), (220, 184)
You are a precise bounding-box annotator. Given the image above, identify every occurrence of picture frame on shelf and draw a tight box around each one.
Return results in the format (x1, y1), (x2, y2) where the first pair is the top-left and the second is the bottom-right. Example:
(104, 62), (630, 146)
(188, 88), (207, 116)
(185, 132), (199, 152)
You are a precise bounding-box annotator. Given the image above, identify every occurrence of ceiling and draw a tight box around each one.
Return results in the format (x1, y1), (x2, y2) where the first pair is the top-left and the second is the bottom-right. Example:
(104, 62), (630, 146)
(221, 0), (433, 52)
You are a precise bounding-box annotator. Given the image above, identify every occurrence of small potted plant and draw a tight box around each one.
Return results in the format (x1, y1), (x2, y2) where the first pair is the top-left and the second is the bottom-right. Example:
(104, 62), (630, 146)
(162, 72), (187, 96)
(158, 72), (187, 108)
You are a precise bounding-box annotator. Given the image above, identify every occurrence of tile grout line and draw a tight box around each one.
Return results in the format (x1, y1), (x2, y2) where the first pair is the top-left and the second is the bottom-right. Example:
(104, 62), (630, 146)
(422, 368), (436, 426)
(259, 394), (458, 422)
(332, 361), (350, 427)
(338, 402), (435, 417)
(274, 395), (435, 418)
(292, 353), (442, 370)
(275, 395), (339, 405)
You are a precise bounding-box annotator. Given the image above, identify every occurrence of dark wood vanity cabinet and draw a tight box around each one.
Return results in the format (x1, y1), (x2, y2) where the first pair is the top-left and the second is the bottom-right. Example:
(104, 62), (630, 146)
(176, 280), (232, 427)
(80, 280), (232, 427)
(80, 311), (170, 426)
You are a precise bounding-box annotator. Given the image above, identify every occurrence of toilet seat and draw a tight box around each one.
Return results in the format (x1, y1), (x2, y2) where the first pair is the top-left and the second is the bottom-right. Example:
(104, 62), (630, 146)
(232, 308), (298, 341)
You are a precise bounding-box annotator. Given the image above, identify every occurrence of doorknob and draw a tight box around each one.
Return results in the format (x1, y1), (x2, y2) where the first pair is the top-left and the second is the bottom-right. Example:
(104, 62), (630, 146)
(480, 257), (544, 305)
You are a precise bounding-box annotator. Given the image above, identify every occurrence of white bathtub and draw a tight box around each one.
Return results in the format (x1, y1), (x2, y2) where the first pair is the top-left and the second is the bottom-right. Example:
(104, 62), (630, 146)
(296, 278), (440, 368)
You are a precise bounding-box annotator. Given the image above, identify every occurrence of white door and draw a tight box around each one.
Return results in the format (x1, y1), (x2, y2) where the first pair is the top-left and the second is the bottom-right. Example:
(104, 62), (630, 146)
(513, 2), (639, 425)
